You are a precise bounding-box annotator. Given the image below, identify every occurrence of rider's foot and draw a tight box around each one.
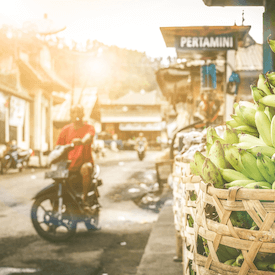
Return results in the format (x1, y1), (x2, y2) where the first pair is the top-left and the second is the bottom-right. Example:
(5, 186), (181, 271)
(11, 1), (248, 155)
(81, 200), (94, 214)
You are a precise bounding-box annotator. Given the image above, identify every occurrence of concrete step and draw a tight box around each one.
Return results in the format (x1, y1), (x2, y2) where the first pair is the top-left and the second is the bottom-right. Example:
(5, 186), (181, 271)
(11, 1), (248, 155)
(136, 201), (182, 275)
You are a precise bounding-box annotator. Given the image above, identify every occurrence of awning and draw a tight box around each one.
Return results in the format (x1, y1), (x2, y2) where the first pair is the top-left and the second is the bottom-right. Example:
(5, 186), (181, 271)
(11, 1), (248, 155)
(202, 0), (263, 6)
(156, 67), (191, 100)
(119, 122), (163, 131)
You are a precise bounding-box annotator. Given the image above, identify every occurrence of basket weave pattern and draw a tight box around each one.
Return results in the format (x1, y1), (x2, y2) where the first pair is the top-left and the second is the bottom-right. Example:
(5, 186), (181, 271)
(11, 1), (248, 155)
(194, 181), (275, 275)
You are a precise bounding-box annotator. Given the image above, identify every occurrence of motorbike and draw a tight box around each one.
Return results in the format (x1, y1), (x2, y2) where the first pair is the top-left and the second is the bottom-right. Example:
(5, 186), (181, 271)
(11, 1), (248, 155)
(137, 141), (145, 161)
(31, 143), (102, 242)
(0, 144), (33, 174)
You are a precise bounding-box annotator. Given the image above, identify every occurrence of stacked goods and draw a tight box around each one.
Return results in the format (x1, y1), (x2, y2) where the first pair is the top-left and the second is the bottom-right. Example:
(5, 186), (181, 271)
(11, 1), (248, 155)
(172, 129), (207, 235)
(189, 40), (275, 274)
(172, 130), (208, 274)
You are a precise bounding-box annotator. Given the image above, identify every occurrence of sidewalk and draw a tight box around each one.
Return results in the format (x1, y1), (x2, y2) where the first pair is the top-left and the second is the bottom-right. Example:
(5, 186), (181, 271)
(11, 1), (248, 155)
(136, 201), (182, 275)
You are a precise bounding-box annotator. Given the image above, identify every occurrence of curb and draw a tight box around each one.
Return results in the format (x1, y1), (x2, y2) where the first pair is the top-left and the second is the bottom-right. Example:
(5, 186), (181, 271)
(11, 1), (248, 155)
(136, 201), (182, 275)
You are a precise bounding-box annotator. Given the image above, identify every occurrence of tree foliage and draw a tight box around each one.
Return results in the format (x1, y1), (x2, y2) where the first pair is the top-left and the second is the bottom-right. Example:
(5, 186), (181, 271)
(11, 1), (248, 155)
(49, 40), (162, 99)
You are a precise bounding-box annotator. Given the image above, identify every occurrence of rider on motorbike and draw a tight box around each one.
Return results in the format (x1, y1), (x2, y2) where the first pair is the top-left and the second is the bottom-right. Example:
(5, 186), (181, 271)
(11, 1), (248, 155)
(134, 132), (148, 151)
(55, 104), (95, 214)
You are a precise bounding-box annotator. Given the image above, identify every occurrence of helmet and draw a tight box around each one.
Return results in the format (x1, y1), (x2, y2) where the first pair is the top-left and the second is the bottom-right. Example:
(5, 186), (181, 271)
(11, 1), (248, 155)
(70, 104), (84, 122)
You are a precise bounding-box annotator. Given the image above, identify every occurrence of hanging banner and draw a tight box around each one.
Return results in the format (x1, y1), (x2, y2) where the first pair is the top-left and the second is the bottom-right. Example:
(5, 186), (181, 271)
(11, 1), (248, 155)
(9, 96), (26, 127)
(0, 92), (6, 121)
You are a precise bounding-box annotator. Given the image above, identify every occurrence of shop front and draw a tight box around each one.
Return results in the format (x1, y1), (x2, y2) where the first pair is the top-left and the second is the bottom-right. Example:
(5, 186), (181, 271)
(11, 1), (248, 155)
(159, 25), (251, 124)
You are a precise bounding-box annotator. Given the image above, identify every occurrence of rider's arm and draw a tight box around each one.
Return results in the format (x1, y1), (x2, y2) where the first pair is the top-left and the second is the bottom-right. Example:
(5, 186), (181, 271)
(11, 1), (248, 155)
(82, 133), (93, 145)
(72, 134), (93, 146)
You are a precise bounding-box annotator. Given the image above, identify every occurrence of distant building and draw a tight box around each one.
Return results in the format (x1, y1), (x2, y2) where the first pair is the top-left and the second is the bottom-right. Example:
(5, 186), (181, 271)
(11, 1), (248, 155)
(99, 90), (168, 145)
(0, 27), (70, 166)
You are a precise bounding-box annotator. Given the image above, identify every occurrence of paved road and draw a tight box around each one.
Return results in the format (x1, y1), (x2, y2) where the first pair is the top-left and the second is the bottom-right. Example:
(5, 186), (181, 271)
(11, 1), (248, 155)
(0, 150), (168, 275)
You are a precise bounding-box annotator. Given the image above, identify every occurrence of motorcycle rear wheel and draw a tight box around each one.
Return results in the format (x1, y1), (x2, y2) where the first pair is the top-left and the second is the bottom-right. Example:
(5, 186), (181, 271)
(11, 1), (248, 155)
(31, 195), (77, 242)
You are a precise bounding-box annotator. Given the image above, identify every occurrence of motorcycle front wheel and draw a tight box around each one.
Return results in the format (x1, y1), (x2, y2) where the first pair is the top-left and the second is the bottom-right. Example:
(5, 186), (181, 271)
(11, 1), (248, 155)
(31, 195), (77, 242)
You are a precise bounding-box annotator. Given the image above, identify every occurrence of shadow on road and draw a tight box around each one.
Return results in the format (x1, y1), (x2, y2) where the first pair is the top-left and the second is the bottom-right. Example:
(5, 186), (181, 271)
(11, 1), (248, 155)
(0, 224), (152, 275)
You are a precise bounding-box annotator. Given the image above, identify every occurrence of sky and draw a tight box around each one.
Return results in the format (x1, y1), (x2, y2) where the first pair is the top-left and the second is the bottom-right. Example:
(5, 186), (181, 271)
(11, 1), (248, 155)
(0, 0), (265, 59)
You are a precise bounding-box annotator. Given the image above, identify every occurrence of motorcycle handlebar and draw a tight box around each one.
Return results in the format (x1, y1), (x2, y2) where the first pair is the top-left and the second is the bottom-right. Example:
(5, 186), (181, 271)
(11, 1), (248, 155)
(48, 143), (75, 165)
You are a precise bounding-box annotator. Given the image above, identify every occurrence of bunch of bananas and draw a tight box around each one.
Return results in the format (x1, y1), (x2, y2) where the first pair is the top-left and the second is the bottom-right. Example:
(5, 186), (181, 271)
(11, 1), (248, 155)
(189, 38), (275, 271)
(190, 71), (275, 191)
(222, 252), (275, 271)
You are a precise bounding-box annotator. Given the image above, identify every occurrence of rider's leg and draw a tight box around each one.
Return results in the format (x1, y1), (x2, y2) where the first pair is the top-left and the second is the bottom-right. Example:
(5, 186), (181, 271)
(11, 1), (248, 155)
(80, 162), (93, 202)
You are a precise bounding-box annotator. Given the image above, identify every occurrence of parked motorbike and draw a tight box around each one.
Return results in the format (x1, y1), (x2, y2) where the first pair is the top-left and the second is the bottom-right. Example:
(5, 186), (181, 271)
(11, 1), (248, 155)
(137, 141), (145, 161)
(31, 143), (102, 242)
(0, 144), (33, 174)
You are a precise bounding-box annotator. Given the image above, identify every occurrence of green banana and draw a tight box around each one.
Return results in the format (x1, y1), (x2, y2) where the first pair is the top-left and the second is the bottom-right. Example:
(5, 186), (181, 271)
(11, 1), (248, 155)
(206, 142), (212, 156)
(206, 126), (220, 144)
(233, 102), (241, 117)
(231, 114), (247, 126)
(251, 85), (266, 104)
(271, 115), (275, 147)
(208, 140), (231, 169)
(223, 145), (250, 178)
(259, 94), (275, 108)
(257, 73), (272, 95)
(219, 168), (251, 182)
(250, 225), (259, 230)
(225, 179), (256, 188)
(236, 142), (256, 149)
(255, 261), (273, 271)
(238, 100), (256, 109)
(239, 149), (265, 182)
(255, 104), (272, 146)
(202, 158), (224, 188)
(217, 244), (240, 262)
(226, 119), (241, 129)
(224, 259), (236, 265)
(223, 126), (239, 144)
(266, 71), (275, 87)
(272, 181), (275, 189)
(264, 106), (275, 121)
(248, 145), (275, 158)
(238, 133), (266, 146)
(239, 104), (257, 127)
(234, 125), (259, 137)
(190, 151), (206, 177)
(231, 261), (238, 266)
(256, 153), (275, 184)
(268, 37), (275, 53)
(235, 253), (244, 266)
(244, 181), (272, 189)
(269, 263), (275, 271)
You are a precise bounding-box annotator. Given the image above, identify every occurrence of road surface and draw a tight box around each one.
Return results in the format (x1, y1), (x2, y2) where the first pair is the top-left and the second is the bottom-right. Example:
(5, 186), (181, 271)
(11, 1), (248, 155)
(0, 149), (171, 275)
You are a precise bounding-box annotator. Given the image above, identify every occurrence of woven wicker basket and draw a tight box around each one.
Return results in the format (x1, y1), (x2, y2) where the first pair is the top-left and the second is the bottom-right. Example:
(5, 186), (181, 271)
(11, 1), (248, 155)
(193, 180), (275, 275)
(173, 155), (201, 274)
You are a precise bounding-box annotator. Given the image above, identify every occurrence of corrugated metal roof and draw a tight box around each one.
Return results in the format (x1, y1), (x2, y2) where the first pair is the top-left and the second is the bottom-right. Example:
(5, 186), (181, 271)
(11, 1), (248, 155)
(18, 58), (70, 91)
(235, 43), (262, 71)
